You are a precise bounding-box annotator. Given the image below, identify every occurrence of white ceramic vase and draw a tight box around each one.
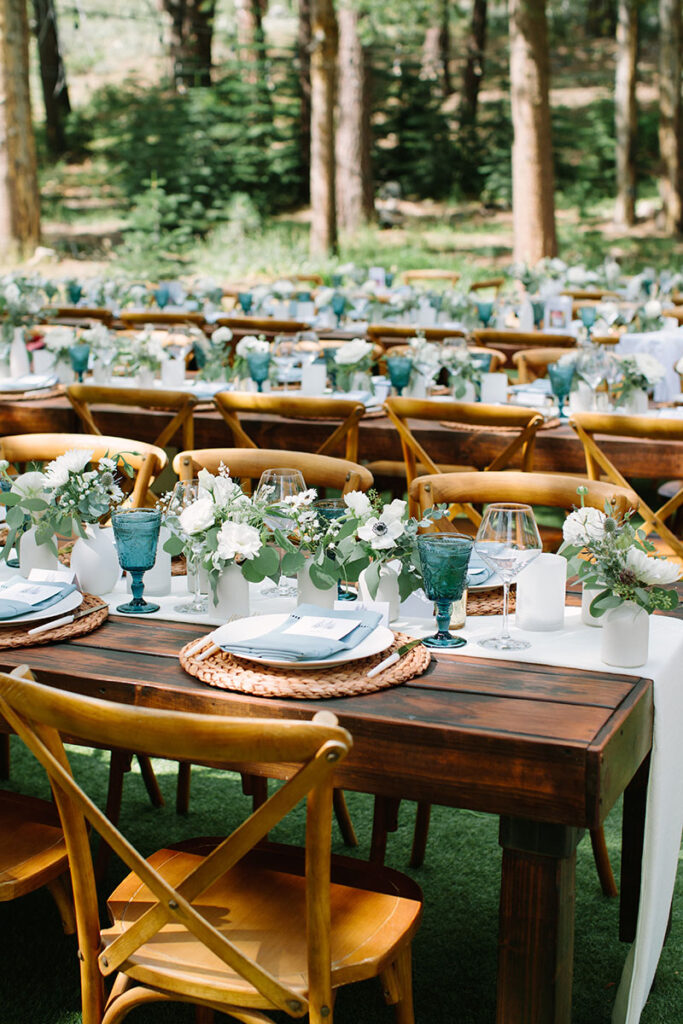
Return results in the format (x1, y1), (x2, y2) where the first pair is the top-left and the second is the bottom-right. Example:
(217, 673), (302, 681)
(453, 379), (476, 402)
(406, 373), (429, 399)
(297, 560), (336, 609)
(358, 563), (400, 622)
(581, 584), (603, 627)
(616, 389), (648, 416)
(137, 367), (156, 388)
(19, 526), (59, 577)
(9, 328), (30, 377)
(31, 348), (57, 375)
(142, 525), (172, 596)
(209, 562), (249, 622)
(601, 600), (649, 668)
(70, 524), (121, 595)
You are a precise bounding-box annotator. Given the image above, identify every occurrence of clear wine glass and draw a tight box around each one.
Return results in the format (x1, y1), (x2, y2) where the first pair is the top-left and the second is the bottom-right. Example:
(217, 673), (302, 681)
(170, 479), (208, 614)
(474, 503), (542, 651)
(255, 468), (306, 597)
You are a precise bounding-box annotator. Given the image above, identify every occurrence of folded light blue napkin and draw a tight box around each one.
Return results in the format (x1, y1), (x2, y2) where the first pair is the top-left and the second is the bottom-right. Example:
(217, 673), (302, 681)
(467, 551), (494, 586)
(220, 604), (382, 662)
(0, 577), (78, 621)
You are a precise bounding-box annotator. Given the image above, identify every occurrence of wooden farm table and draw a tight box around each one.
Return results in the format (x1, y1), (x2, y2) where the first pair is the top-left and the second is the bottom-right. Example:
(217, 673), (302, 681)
(0, 615), (653, 1024)
(1, 393), (682, 479)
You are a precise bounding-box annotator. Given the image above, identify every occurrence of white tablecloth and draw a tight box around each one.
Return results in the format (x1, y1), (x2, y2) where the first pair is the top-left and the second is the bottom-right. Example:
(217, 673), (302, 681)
(617, 330), (683, 402)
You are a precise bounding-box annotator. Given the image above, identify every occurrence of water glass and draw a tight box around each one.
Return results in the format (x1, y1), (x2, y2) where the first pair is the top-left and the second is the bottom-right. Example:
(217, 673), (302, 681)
(112, 508), (161, 614)
(246, 350), (271, 392)
(476, 301), (494, 327)
(579, 306), (597, 330)
(69, 343), (90, 383)
(312, 497), (355, 601)
(547, 361), (575, 418)
(417, 532), (473, 648)
(531, 300), (545, 327)
(386, 355), (413, 396)
(238, 292), (253, 314)
(474, 503), (542, 651)
(170, 480), (208, 614)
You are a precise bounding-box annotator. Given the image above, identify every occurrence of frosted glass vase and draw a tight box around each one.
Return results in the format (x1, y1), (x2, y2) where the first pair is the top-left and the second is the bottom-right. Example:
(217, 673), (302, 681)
(70, 524), (121, 595)
(358, 563), (400, 622)
(601, 600), (649, 668)
(209, 562), (249, 623)
(19, 526), (59, 577)
(297, 560), (336, 609)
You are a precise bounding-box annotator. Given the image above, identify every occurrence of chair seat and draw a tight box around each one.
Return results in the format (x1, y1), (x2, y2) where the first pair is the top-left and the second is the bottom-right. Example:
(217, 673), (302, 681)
(0, 790), (68, 900)
(104, 841), (422, 1005)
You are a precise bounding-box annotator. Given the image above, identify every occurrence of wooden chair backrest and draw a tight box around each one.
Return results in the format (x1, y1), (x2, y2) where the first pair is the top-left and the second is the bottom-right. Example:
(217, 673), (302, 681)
(383, 343), (506, 372)
(469, 277), (505, 295)
(384, 396), (544, 513)
(400, 269), (460, 286)
(411, 470), (640, 532)
(472, 329), (578, 351)
(367, 324), (467, 346)
(512, 347), (573, 383)
(0, 433), (167, 509)
(52, 307), (114, 325)
(119, 310), (206, 328)
(560, 289), (619, 301)
(213, 391), (366, 462)
(214, 317), (312, 339)
(0, 665), (351, 1022)
(66, 384), (199, 451)
(291, 272), (325, 287)
(570, 410), (683, 557)
(174, 447), (374, 494)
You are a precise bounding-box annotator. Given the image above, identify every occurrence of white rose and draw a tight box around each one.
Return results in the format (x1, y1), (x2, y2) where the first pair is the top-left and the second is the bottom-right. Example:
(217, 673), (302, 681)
(632, 352), (666, 385)
(562, 507), (607, 546)
(215, 520), (262, 561)
(179, 497), (215, 534)
(12, 471), (48, 500)
(358, 511), (404, 550)
(626, 548), (681, 586)
(211, 326), (233, 345)
(643, 299), (662, 320)
(197, 468), (215, 494)
(272, 279), (294, 296)
(334, 338), (373, 365)
(344, 491), (372, 519)
(4, 282), (20, 304)
(236, 335), (269, 358)
(567, 266), (587, 285)
(382, 498), (407, 524)
(213, 475), (245, 509)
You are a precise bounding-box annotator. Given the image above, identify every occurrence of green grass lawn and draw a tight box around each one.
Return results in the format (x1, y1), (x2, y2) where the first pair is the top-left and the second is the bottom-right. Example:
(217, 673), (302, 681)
(1, 737), (681, 1023)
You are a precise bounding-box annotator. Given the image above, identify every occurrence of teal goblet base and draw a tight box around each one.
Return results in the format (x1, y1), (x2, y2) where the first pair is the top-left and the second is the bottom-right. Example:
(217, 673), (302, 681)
(116, 570), (159, 614)
(422, 598), (467, 648)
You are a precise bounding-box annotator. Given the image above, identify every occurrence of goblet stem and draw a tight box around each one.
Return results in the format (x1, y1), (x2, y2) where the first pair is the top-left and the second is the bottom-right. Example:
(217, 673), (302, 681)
(256, 380), (263, 392)
(435, 600), (453, 640)
(501, 581), (511, 640)
(129, 570), (146, 608)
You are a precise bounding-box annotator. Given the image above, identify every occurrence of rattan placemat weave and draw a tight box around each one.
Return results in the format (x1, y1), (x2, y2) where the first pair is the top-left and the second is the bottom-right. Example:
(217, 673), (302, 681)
(1, 385), (64, 402)
(180, 630), (432, 699)
(0, 592), (108, 648)
(468, 586), (515, 615)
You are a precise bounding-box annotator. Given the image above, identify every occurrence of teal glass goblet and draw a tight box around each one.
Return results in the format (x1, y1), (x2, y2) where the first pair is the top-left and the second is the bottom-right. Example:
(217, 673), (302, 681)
(469, 351), (492, 372)
(155, 284), (170, 309)
(580, 306), (597, 330)
(66, 282), (82, 305)
(112, 508), (161, 614)
(238, 292), (253, 314)
(68, 343), (90, 383)
(386, 355), (413, 396)
(417, 532), (473, 648)
(547, 361), (575, 418)
(477, 301), (494, 327)
(532, 300), (545, 327)
(331, 293), (346, 327)
(246, 350), (271, 392)
(312, 497), (355, 601)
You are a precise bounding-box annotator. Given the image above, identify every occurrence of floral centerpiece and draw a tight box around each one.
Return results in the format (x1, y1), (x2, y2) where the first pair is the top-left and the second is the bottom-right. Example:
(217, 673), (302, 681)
(333, 337), (374, 390)
(34, 325), (77, 375)
(130, 329), (164, 377)
(634, 299), (666, 333)
(613, 352), (666, 407)
(0, 275), (48, 371)
(407, 335), (442, 391)
(231, 334), (270, 382)
(194, 325), (233, 382)
(440, 344), (482, 398)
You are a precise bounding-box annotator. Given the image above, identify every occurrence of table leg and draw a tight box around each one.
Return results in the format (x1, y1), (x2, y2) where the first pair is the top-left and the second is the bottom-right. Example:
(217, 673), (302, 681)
(497, 817), (581, 1024)
(620, 754), (650, 943)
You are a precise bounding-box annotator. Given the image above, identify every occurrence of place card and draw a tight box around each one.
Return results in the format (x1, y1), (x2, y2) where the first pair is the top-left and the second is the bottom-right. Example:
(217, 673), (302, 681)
(284, 614), (362, 640)
(337, 598), (390, 627)
(29, 567), (78, 585)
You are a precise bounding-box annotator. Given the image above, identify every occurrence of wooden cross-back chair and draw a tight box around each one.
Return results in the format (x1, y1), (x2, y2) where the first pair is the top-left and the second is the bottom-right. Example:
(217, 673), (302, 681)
(174, 448), (374, 495)
(118, 310), (207, 329)
(366, 324), (467, 349)
(372, 471), (640, 893)
(0, 667), (422, 1024)
(0, 433), (167, 510)
(382, 343), (507, 373)
(469, 277), (505, 295)
(512, 347), (575, 384)
(472, 329), (578, 359)
(383, 396), (545, 515)
(214, 316), (312, 341)
(214, 392), (367, 463)
(570, 410), (683, 558)
(50, 307), (115, 326)
(66, 383), (199, 452)
(400, 269), (460, 286)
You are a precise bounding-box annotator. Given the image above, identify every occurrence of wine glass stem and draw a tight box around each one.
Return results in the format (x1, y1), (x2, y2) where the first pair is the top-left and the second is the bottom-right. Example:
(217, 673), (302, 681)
(192, 549), (203, 605)
(130, 570), (145, 607)
(501, 581), (511, 639)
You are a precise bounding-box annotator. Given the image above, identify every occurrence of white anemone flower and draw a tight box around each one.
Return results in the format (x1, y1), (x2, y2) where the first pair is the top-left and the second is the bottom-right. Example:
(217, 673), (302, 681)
(626, 548), (681, 586)
(358, 508), (405, 550)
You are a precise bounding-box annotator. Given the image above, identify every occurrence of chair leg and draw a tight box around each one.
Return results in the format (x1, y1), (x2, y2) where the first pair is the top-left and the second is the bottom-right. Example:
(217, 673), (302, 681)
(590, 826), (618, 898)
(392, 945), (416, 1024)
(409, 802), (431, 868)
(242, 773), (268, 812)
(370, 796), (401, 864)
(0, 733), (9, 779)
(333, 789), (358, 847)
(46, 875), (76, 934)
(194, 1008), (214, 1024)
(137, 754), (164, 808)
(95, 749), (130, 880)
(176, 761), (192, 815)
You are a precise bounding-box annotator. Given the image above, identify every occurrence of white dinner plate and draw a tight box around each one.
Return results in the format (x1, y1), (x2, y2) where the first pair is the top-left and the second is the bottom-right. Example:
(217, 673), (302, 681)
(0, 373), (58, 393)
(0, 589), (83, 626)
(213, 613), (394, 670)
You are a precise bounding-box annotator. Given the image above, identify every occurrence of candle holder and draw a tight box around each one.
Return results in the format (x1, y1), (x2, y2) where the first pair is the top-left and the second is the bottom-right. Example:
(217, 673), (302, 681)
(112, 508), (161, 614)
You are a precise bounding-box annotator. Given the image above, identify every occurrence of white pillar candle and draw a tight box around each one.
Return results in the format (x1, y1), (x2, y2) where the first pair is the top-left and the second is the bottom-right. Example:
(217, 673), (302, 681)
(160, 356), (186, 387)
(300, 359), (328, 395)
(515, 553), (567, 632)
(480, 372), (509, 404)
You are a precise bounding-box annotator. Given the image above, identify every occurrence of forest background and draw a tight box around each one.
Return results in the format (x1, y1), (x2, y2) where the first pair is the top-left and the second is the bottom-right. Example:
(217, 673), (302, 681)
(1, 0), (683, 282)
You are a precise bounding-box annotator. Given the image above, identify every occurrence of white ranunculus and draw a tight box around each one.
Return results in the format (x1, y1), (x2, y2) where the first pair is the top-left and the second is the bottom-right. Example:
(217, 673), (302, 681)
(626, 547), (681, 586)
(213, 475), (246, 509)
(4, 282), (20, 304)
(197, 468), (215, 494)
(179, 497), (215, 534)
(211, 326), (233, 345)
(334, 338), (373, 365)
(344, 491), (372, 519)
(382, 498), (407, 524)
(357, 511), (405, 550)
(215, 520), (262, 561)
(562, 506), (607, 546)
(43, 326), (77, 353)
(643, 299), (662, 320)
(43, 449), (94, 488)
(236, 335), (269, 358)
(12, 471), (47, 500)
(632, 352), (666, 385)
(566, 266), (588, 285)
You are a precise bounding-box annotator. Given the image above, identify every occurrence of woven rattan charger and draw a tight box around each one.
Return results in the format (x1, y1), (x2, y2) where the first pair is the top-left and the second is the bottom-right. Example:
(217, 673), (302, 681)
(0, 592), (108, 649)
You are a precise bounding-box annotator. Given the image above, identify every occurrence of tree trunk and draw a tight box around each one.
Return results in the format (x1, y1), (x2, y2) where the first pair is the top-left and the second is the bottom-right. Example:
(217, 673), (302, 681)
(586, 0), (617, 37)
(0, 0), (41, 259)
(236, 0), (265, 80)
(309, 0), (338, 255)
(298, 0), (312, 194)
(159, 0), (215, 88)
(460, 0), (487, 126)
(614, 0), (638, 227)
(422, 0), (451, 95)
(32, 0), (70, 157)
(509, 0), (557, 263)
(658, 0), (682, 234)
(336, 3), (373, 233)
